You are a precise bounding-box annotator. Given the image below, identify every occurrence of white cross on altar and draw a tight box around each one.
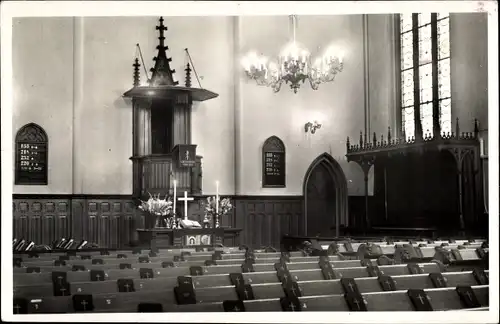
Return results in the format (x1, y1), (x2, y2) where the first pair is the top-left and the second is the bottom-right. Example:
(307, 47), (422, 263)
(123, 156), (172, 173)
(243, 289), (250, 299)
(289, 303), (296, 311)
(14, 305), (21, 314)
(465, 291), (472, 300)
(416, 294), (425, 304)
(81, 300), (88, 311)
(178, 191), (194, 220)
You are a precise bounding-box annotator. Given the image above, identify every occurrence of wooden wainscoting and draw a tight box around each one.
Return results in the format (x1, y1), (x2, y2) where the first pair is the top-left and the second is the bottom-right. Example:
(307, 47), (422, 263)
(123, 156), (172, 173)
(13, 195), (304, 249)
(234, 196), (304, 249)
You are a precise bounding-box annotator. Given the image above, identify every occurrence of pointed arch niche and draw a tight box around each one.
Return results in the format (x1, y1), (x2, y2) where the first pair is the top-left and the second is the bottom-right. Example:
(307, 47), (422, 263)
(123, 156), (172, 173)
(15, 123), (48, 185)
(262, 136), (286, 188)
(303, 153), (348, 237)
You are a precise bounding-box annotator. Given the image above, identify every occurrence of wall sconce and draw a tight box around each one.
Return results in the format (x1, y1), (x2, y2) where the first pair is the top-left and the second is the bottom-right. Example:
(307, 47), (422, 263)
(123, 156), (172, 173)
(305, 121), (322, 134)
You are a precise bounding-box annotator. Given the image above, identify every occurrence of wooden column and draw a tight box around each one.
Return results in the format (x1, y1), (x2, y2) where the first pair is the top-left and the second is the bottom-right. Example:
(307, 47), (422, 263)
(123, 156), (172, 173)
(133, 99), (152, 156)
(173, 93), (192, 145)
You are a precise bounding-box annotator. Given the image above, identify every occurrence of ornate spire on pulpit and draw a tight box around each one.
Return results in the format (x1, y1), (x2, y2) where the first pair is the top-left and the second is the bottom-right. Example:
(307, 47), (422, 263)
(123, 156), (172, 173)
(149, 17), (178, 87)
(133, 58), (141, 87)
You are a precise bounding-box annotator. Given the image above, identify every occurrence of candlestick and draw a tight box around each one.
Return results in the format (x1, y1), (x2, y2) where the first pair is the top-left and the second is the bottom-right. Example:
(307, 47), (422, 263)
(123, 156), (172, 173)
(215, 181), (219, 216)
(479, 138), (484, 156)
(173, 180), (177, 216)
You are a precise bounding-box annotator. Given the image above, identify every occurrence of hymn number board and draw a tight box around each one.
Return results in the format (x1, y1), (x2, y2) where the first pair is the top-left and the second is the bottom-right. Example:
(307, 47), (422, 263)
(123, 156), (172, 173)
(262, 136), (286, 188)
(15, 124), (48, 185)
(17, 143), (47, 184)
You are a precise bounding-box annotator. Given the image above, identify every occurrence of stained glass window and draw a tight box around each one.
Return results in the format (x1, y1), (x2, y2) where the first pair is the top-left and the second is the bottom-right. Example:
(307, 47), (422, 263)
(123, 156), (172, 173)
(399, 13), (451, 139)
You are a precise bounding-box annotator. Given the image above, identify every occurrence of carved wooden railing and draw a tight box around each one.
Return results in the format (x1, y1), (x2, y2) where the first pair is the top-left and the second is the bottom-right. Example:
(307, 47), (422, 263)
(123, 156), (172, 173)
(130, 154), (203, 199)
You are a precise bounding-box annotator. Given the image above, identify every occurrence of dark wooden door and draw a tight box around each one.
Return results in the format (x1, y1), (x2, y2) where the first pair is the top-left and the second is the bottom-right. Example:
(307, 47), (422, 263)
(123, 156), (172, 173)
(306, 163), (336, 237)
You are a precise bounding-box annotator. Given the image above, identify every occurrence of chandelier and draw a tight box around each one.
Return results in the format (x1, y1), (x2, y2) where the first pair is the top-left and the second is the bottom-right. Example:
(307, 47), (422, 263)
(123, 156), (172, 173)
(241, 16), (344, 94)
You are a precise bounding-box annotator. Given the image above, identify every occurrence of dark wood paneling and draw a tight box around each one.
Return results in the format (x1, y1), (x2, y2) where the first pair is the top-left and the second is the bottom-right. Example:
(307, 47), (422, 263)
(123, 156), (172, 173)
(13, 195), (304, 249)
(13, 198), (71, 245)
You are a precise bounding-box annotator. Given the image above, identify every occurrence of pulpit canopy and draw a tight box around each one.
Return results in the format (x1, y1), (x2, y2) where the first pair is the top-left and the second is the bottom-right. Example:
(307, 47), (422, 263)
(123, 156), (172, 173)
(123, 16), (219, 103)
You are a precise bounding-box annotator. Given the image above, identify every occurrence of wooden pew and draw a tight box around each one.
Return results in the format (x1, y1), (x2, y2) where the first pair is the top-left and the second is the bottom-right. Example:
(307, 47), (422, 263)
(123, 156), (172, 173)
(13, 259), (370, 287)
(14, 262), (446, 299)
(242, 285), (489, 311)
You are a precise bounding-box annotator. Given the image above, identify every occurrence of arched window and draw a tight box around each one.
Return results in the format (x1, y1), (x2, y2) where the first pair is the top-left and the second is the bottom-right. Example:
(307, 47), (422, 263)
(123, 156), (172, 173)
(262, 136), (286, 188)
(15, 123), (48, 185)
(399, 13), (451, 140)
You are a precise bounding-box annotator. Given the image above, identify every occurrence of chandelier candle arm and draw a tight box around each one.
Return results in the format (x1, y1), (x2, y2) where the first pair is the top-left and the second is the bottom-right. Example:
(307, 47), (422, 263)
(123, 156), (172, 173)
(241, 15), (344, 93)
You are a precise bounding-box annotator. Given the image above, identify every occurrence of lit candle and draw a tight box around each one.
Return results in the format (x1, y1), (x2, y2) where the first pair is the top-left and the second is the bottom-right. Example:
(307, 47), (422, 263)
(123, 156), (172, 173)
(215, 181), (219, 215)
(173, 180), (177, 215)
(479, 138), (484, 156)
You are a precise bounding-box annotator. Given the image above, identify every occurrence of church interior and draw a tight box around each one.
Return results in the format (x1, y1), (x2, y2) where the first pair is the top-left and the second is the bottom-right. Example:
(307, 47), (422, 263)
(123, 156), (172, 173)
(9, 12), (493, 314)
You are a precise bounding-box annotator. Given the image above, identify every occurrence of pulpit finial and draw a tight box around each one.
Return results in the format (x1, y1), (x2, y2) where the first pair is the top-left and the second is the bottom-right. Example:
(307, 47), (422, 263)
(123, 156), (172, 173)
(133, 58), (141, 87)
(149, 17), (178, 87)
(455, 118), (460, 138)
(185, 63), (192, 88)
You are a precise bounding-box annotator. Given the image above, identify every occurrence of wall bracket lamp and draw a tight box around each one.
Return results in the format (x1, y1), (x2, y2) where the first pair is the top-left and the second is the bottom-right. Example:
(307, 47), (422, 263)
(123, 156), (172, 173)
(305, 121), (322, 134)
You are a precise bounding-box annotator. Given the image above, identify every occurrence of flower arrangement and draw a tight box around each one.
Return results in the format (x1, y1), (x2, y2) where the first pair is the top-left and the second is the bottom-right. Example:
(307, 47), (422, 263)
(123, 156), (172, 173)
(204, 196), (233, 228)
(138, 193), (175, 228)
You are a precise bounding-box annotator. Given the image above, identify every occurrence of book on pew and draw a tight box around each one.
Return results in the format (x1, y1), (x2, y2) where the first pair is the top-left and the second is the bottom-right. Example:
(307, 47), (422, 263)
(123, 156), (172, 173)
(456, 286), (481, 308)
(283, 282), (302, 298)
(223, 300), (245, 312)
(174, 286), (197, 305)
(162, 261), (175, 268)
(72, 294), (95, 312)
(138, 303), (163, 312)
(377, 275), (397, 291)
(472, 269), (489, 285)
(236, 284), (255, 300)
(407, 289), (433, 311)
(229, 273), (245, 288)
(53, 281), (71, 296)
(241, 261), (255, 273)
(72, 265), (86, 272)
(341, 278), (361, 295)
(117, 279), (135, 292)
(429, 273), (447, 288)
(90, 270), (105, 281)
(13, 298), (28, 314)
(26, 267), (41, 273)
(344, 292), (367, 311)
(119, 263), (132, 270)
(280, 296), (302, 312)
(140, 268), (154, 279)
(52, 271), (68, 284)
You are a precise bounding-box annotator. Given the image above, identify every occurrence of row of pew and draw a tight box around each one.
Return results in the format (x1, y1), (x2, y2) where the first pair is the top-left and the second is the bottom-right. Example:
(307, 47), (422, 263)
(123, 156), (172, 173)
(12, 237), (489, 313)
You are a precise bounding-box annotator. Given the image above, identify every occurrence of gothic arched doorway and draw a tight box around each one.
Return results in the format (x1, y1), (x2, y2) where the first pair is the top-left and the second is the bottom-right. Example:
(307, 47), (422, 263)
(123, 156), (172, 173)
(303, 153), (348, 237)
